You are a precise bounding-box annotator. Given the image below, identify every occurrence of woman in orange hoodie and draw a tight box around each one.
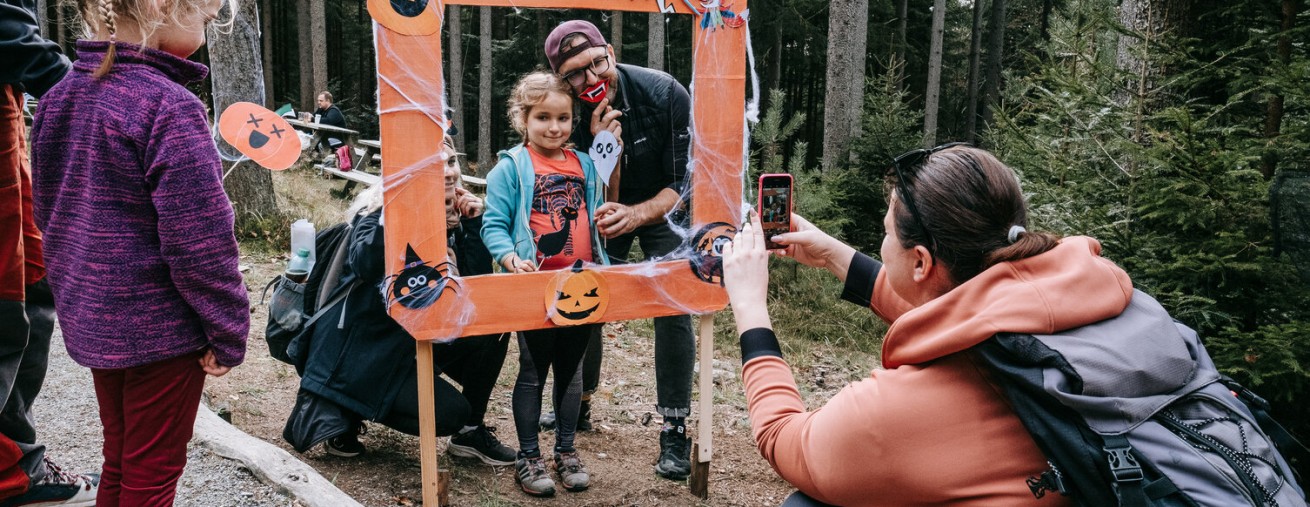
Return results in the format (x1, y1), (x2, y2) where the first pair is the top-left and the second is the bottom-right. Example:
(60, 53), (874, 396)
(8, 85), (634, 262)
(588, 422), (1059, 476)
(721, 144), (1133, 506)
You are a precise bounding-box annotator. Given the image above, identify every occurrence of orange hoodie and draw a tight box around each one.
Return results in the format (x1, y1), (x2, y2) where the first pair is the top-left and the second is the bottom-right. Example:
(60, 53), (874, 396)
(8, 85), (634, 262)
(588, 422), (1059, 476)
(741, 237), (1134, 506)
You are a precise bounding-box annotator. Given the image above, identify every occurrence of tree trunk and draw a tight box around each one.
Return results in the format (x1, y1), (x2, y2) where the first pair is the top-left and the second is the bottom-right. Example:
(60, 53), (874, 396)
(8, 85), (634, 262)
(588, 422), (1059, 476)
(477, 7), (493, 173)
(611, 11), (623, 62)
(648, 12), (664, 71)
(35, 0), (47, 38)
(895, 0), (908, 89)
(1261, 0), (1297, 180)
(821, 0), (869, 171)
(259, 0), (274, 106)
(207, 0), (279, 226)
(767, 17), (782, 100)
(309, 0), (327, 102)
(55, 3), (65, 56)
(923, 0), (946, 148)
(979, 0), (1006, 135)
(965, 0), (985, 143)
(448, 5), (464, 151)
(297, 0), (313, 110)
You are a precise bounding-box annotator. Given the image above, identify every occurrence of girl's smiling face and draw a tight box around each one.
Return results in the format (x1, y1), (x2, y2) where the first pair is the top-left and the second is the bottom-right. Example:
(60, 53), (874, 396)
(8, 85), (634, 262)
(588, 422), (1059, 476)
(525, 91), (573, 157)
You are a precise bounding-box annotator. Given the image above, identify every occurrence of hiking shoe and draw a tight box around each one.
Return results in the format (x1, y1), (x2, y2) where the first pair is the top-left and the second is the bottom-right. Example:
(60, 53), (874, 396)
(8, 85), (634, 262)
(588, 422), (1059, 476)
(0, 457), (98, 507)
(654, 424), (691, 480)
(554, 451), (591, 492)
(515, 456), (556, 497)
(324, 423), (366, 458)
(448, 425), (515, 466)
(539, 410), (556, 431)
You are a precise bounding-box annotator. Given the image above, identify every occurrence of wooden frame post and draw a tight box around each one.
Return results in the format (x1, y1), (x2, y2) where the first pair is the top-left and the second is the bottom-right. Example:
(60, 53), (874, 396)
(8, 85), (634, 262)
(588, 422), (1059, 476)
(689, 312), (715, 498)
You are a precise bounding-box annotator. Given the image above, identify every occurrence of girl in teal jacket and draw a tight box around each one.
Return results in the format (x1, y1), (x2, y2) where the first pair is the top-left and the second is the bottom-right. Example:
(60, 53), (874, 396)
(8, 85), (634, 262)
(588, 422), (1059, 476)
(480, 70), (611, 498)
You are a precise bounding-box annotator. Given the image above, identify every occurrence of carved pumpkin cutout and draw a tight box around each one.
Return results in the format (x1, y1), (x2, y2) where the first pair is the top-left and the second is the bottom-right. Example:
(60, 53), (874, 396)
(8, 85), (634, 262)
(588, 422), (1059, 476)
(217, 102), (299, 170)
(545, 260), (609, 326)
(368, 0), (440, 36)
(217, 102), (300, 170)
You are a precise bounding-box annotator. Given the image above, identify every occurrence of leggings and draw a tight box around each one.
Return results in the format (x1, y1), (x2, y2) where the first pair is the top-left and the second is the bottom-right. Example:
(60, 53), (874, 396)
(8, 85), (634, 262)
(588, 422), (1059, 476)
(512, 325), (595, 454)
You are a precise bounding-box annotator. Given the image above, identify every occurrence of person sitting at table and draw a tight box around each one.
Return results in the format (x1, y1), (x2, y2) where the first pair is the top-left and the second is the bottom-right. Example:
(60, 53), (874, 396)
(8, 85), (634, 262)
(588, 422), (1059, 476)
(312, 90), (348, 153)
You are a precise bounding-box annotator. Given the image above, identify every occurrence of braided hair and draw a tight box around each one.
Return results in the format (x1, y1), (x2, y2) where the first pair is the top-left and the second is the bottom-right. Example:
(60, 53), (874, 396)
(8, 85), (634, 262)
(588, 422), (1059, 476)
(92, 0), (117, 78)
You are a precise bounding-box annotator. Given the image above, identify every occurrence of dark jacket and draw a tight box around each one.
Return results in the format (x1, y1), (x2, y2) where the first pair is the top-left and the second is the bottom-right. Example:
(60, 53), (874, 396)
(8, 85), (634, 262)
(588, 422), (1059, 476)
(312, 104), (346, 129)
(571, 63), (691, 206)
(0, 0), (70, 96)
(289, 210), (492, 420)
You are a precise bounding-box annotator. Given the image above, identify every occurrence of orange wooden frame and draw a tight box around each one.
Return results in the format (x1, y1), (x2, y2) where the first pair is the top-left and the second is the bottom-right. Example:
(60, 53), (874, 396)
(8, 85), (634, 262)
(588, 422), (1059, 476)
(375, 0), (747, 341)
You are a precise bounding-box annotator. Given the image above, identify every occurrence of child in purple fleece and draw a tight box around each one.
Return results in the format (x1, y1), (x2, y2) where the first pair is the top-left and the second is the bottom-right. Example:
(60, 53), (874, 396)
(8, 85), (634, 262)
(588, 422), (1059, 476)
(28, 0), (246, 505)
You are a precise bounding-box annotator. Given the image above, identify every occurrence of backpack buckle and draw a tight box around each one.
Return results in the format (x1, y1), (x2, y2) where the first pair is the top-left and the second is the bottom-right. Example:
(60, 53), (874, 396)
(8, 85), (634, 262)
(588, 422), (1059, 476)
(1104, 445), (1144, 483)
(1026, 462), (1067, 498)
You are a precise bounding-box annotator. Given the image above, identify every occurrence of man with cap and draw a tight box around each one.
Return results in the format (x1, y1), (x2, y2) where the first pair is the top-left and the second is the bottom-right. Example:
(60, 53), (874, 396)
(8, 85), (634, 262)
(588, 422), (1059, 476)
(544, 19), (695, 482)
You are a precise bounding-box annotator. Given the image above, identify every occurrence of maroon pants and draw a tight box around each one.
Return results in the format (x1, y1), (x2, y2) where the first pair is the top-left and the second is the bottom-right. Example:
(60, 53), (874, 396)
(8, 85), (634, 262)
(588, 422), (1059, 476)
(91, 352), (206, 507)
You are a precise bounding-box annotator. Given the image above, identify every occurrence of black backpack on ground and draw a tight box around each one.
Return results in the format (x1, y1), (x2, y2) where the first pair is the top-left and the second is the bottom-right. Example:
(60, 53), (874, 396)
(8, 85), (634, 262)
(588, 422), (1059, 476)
(973, 289), (1307, 507)
(261, 222), (354, 364)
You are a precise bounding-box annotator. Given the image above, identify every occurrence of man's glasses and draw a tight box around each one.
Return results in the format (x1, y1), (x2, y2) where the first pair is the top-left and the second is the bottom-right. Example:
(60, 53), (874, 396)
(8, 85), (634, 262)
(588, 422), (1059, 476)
(887, 142), (968, 251)
(561, 54), (612, 88)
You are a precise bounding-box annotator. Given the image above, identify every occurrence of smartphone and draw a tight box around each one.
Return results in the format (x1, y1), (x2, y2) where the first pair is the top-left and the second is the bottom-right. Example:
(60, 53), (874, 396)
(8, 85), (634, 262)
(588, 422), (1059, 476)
(757, 173), (794, 250)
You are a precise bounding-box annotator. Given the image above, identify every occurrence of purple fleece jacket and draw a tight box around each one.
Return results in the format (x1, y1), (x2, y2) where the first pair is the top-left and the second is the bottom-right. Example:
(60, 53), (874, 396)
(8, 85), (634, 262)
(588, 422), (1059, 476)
(30, 41), (248, 369)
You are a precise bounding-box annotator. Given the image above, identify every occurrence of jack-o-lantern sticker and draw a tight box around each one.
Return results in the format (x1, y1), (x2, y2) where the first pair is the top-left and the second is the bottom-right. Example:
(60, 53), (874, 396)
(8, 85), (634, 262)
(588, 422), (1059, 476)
(688, 222), (737, 286)
(545, 260), (610, 326)
(218, 102), (300, 171)
(367, 0), (440, 36)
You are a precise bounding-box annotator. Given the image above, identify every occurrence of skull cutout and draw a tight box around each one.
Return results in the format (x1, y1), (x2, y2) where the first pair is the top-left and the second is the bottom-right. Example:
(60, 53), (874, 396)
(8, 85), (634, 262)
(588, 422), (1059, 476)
(545, 260), (609, 326)
(367, 0), (440, 35)
(218, 102), (300, 170)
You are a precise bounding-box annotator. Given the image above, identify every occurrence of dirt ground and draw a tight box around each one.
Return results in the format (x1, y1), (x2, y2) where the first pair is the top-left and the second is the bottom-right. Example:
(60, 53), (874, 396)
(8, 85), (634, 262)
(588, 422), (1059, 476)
(204, 168), (873, 506)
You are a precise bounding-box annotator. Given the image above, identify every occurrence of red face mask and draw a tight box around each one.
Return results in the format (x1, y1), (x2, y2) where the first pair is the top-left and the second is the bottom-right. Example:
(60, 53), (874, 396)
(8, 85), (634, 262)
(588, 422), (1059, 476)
(578, 81), (608, 104)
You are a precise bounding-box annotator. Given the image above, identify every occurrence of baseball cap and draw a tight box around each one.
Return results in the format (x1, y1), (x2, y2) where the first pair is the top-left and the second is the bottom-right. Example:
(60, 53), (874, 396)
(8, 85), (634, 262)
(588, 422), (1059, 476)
(544, 20), (608, 73)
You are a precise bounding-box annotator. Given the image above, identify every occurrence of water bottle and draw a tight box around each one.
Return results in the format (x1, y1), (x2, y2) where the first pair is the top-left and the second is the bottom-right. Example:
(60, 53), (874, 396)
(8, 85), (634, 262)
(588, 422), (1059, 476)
(286, 248), (311, 283)
(290, 219), (316, 274)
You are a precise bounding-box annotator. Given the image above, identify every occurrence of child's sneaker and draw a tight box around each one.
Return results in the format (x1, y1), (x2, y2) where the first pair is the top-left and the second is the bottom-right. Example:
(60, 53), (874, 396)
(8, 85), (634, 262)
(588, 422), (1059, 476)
(448, 425), (515, 465)
(0, 457), (98, 507)
(553, 450), (590, 492)
(515, 455), (556, 497)
(324, 423), (366, 458)
(654, 423), (690, 480)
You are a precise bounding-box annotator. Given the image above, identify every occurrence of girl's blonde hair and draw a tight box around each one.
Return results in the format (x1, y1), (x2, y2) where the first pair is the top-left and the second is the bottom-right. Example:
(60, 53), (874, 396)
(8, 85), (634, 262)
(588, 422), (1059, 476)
(79, 0), (238, 78)
(506, 70), (573, 139)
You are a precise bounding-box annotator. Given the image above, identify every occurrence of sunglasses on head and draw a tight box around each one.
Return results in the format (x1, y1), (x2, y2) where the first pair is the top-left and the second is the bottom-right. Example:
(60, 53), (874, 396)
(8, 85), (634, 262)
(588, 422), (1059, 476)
(887, 142), (969, 250)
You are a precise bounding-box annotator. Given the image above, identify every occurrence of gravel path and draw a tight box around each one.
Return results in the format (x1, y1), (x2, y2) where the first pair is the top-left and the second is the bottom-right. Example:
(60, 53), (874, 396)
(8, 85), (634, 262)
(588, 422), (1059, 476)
(33, 324), (296, 507)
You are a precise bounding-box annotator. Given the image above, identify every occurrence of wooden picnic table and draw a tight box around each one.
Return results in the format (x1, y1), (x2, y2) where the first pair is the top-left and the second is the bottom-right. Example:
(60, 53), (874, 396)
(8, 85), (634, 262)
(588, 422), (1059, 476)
(285, 118), (360, 160)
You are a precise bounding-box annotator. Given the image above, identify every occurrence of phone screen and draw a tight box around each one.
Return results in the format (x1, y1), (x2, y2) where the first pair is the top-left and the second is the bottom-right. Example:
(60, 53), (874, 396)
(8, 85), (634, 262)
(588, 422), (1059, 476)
(759, 175), (792, 250)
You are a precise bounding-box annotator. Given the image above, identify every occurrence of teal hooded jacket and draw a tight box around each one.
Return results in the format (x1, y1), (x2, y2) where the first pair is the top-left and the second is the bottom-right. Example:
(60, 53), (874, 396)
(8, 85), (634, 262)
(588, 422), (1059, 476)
(480, 144), (610, 268)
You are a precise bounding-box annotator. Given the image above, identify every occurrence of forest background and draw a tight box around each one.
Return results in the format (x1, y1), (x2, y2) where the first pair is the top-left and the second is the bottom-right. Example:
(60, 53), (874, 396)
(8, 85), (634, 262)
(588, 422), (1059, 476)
(29, 0), (1310, 479)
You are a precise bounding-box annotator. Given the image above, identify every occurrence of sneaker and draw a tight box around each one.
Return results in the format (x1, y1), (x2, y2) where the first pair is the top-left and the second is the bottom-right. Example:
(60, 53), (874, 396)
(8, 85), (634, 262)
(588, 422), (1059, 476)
(654, 424), (691, 480)
(448, 426), (515, 466)
(0, 457), (98, 507)
(324, 423), (366, 458)
(515, 455), (556, 497)
(539, 401), (593, 432)
(577, 400), (594, 432)
(553, 451), (590, 492)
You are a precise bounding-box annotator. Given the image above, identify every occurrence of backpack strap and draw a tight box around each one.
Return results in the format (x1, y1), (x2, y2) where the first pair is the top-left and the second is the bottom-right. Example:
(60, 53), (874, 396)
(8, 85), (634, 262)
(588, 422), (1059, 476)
(296, 280), (356, 335)
(1103, 435), (1151, 507)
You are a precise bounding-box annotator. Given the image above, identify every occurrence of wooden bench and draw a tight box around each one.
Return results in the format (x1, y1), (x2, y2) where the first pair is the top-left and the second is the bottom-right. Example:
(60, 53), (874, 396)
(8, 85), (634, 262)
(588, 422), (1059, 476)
(319, 165), (381, 198)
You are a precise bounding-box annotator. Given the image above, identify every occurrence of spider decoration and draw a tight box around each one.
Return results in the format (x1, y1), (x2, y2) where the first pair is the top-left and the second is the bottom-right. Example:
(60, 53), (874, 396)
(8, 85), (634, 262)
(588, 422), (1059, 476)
(384, 244), (458, 310)
(688, 222), (737, 286)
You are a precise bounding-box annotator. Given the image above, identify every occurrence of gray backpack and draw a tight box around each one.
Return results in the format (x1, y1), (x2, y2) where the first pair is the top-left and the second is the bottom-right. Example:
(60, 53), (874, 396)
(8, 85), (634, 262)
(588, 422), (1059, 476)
(974, 289), (1306, 506)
